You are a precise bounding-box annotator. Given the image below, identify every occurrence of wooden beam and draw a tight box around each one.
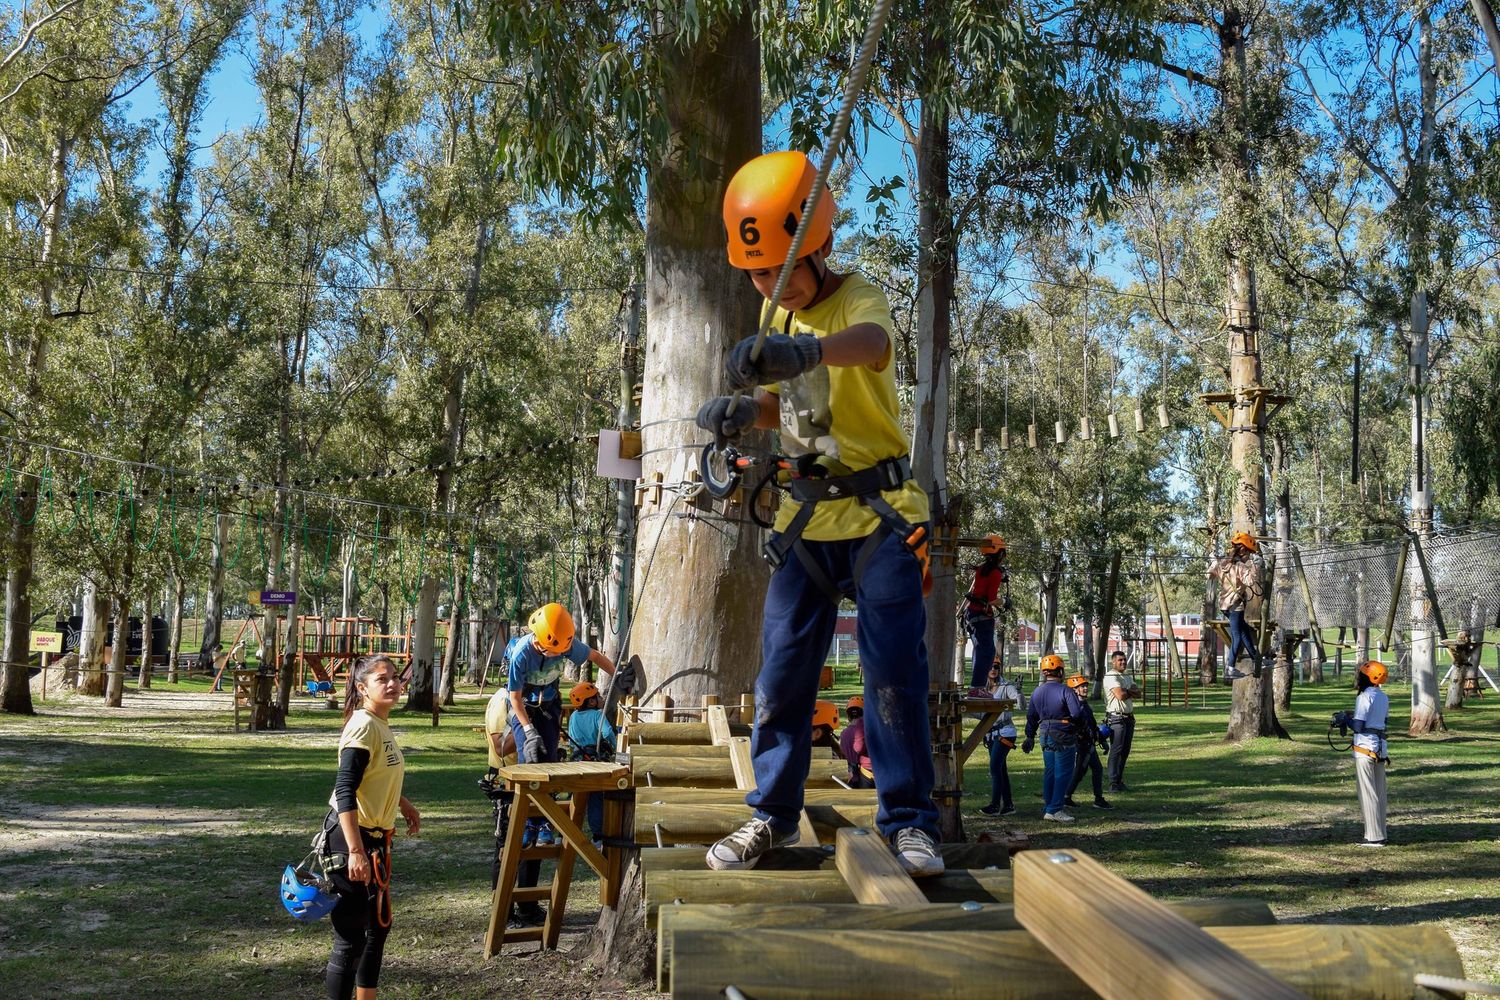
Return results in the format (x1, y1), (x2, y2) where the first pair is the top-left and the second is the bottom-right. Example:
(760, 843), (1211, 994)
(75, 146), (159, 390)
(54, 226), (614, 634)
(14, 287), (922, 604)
(1152, 558), (1184, 678)
(643, 868), (1015, 928)
(656, 899), (1276, 993)
(636, 802), (876, 846)
(667, 925), (1462, 1000)
(957, 711), (1000, 768)
(705, 704), (733, 746)
(629, 743), (837, 759)
(726, 736), (754, 790)
(639, 841), (1016, 874)
(834, 827), (927, 906)
(1012, 849), (1302, 999)
(640, 787), (878, 807)
(624, 721), (750, 744)
(633, 756), (847, 788)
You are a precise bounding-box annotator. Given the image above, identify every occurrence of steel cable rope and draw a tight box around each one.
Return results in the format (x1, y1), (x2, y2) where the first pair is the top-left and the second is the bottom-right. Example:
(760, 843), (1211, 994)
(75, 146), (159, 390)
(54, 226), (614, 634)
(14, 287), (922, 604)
(721, 0), (896, 424)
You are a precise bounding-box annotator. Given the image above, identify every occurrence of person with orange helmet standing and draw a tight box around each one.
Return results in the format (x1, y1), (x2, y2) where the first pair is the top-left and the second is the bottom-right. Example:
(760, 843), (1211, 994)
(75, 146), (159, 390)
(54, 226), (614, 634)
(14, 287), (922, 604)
(696, 151), (942, 876)
(1351, 661), (1390, 847)
(964, 535), (1010, 690)
(1022, 654), (1084, 822)
(566, 681), (617, 843)
(839, 695), (875, 789)
(503, 603), (617, 923)
(1209, 531), (1265, 682)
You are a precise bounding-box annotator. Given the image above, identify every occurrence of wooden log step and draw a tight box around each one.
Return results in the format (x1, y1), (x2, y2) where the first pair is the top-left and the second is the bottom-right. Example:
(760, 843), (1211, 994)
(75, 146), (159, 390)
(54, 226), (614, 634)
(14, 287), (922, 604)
(628, 743), (837, 759)
(636, 802), (876, 846)
(639, 841), (1015, 874)
(638, 787), (878, 807)
(624, 721), (750, 745)
(1014, 848), (1298, 1000)
(643, 868), (1015, 928)
(634, 757), (847, 788)
(670, 925), (1462, 1000)
(834, 826), (926, 905)
(655, 899), (1276, 992)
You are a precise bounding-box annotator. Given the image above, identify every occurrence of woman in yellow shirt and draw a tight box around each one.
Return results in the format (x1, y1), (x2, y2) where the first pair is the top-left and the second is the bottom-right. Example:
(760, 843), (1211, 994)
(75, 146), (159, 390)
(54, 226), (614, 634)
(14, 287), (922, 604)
(325, 656), (420, 1000)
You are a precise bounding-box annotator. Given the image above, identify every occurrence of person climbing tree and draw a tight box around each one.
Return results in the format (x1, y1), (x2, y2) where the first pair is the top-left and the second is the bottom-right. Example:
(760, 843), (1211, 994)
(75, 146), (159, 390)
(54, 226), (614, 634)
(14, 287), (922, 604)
(1209, 531), (1265, 682)
(324, 655), (420, 1000)
(696, 150), (943, 877)
(963, 534), (1010, 690)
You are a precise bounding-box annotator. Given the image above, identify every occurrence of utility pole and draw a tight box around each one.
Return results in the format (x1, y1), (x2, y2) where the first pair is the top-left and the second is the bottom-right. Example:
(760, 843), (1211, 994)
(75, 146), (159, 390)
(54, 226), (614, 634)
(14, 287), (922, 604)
(605, 284), (642, 668)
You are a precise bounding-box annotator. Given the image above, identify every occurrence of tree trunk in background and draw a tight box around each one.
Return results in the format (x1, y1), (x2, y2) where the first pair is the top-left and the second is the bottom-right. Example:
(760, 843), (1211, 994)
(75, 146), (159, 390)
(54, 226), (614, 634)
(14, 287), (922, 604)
(138, 579), (155, 690)
(1407, 10), (1442, 735)
(167, 574), (185, 684)
(80, 577), (108, 696)
(1, 485), (38, 714)
(1218, 5), (1280, 742)
(605, 287), (642, 669)
(466, 543), (486, 684)
(199, 513), (230, 672)
(1272, 437), (1292, 712)
(1198, 484), (1221, 687)
(341, 532), (358, 618)
(1038, 562), (1061, 657)
(407, 363), (465, 715)
(275, 535), (303, 714)
(589, 6), (762, 981)
(439, 552), (465, 706)
(1472, 0), (1500, 75)
(105, 576), (133, 709)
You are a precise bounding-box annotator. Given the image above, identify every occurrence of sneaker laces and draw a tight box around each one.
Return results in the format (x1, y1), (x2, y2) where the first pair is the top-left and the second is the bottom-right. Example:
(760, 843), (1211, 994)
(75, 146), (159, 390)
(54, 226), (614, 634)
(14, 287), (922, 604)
(719, 818), (775, 860)
(893, 827), (937, 857)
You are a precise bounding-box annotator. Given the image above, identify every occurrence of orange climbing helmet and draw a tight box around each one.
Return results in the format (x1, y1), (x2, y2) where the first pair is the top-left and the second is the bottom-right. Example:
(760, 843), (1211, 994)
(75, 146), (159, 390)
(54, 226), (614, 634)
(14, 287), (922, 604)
(1359, 660), (1388, 686)
(569, 681), (600, 709)
(1230, 531), (1258, 553)
(980, 534), (1007, 555)
(812, 700), (838, 731)
(723, 151), (836, 269)
(846, 695), (865, 717)
(527, 602), (575, 655)
(1066, 674), (1089, 690)
(1040, 653), (1065, 674)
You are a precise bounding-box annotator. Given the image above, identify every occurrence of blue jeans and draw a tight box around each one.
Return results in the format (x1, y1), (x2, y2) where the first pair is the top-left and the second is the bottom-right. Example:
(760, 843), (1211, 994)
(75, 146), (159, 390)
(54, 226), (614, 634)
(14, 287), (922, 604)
(1226, 609), (1263, 674)
(986, 736), (1013, 808)
(1041, 735), (1076, 815)
(747, 527), (939, 840)
(966, 611), (995, 689)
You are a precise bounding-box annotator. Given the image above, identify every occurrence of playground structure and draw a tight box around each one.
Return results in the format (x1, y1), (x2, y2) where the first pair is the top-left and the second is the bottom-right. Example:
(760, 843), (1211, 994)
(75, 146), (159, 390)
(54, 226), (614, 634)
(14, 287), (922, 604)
(478, 691), (1472, 998)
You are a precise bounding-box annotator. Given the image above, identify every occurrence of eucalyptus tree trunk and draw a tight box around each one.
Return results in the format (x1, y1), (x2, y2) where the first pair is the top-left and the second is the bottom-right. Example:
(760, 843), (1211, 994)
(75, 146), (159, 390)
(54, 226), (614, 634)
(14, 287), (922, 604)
(1272, 436), (1293, 712)
(138, 579), (155, 690)
(1217, 4), (1281, 742)
(1406, 7), (1443, 735)
(105, 547), (135, 709)
(406, 365), (464, 714)
(341, 531), (358, 618)
(605, 287), (642, 667)
(166, 574), (185, 684)
(466, 542), (486, 684)
(439, 548), (465, 706)
(587, 6), (764, 981)
(1473, 0), (1500, 74)
(80, 576), (108, 696)
(198, 512), (231, 672)
(275, 534), (303, 714)
(262, 488), (287, 687)
(1198, 484), (1221, 687)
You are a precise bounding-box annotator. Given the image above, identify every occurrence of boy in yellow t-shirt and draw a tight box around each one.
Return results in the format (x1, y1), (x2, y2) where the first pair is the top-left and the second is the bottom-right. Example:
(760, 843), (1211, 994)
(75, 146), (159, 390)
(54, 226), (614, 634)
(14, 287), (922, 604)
(695, 150), (941, 877)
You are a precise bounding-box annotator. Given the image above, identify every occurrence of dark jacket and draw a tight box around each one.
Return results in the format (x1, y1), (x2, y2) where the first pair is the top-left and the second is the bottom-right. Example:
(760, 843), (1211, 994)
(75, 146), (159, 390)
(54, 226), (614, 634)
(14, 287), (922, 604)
(1074, 698), (1099, 748)
(1025, 678), (1084, 741)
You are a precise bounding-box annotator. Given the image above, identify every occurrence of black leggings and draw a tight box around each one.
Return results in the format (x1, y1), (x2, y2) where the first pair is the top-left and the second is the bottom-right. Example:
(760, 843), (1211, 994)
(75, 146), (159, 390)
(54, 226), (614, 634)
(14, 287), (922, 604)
(326, 825), (392, 1000)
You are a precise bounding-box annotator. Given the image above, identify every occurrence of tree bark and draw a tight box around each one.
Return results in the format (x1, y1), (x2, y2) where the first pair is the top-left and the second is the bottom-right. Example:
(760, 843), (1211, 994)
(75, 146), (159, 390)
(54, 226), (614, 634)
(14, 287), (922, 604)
(1472, 0), (1500, 76)
(589, 6), (763, 981)
(439, 550), (465, 706)
(275, 533), (303, 715)
(105, 582), (132, 709)
(79, 576), (108, 696)
(1, 486), (38, 714)
(406, 364), (464, 714)
(138, 579), (155, 690)
(199, 512), (230, 672)
(166, 574), (185, 684)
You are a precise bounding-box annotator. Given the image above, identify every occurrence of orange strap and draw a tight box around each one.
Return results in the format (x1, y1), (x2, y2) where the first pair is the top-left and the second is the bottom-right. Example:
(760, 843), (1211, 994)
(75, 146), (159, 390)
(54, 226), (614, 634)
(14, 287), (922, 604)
(1352, 745), (1388, 764)
(371, 829), (394, 929)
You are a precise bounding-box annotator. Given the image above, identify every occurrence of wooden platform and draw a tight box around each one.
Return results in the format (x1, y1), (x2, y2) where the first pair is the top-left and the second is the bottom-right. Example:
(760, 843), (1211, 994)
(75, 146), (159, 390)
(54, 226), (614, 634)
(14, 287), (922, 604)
(618, 705), (1467, 1000)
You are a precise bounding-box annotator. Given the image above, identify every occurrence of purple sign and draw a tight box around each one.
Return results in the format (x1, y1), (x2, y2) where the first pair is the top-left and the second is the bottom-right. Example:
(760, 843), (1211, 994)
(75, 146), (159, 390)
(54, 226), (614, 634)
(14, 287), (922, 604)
(260, 590), (297, 606)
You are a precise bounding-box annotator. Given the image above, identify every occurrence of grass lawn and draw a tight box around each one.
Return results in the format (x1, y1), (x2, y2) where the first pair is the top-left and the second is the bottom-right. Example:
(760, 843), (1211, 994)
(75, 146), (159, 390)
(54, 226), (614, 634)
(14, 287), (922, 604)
(1, 675), (1497, 997)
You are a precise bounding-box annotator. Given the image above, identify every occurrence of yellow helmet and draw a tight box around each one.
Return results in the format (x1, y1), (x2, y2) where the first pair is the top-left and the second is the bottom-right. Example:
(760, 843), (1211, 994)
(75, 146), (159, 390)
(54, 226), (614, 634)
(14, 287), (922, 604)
(527, 603), (575, 655)
(980, 534), (1007, 555)
(1230, 531), (1258, 553)
(812, 700), (838, 731)
(1358, 660), (1388, 686)
(1040, 653), (1065, 674)
(722, 151), (835, 269)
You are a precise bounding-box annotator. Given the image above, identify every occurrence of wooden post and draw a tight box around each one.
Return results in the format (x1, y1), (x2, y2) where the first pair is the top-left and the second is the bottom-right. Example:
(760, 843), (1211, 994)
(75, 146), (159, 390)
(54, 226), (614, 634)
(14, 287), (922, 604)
(1381, 537), (1409, 651)
(1012, 849), (1303, 999)
(1290, 545), (1327, 666)
(706, 704), (733, 746)
(1407, 532), (1449, 640)
(1152, 559), (1183, 680)
(640, 841), (1017, 874)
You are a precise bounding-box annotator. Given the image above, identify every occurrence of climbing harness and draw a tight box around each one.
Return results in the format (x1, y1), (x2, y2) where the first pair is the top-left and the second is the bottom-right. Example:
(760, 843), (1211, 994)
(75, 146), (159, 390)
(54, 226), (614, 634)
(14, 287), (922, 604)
(370, 829), (394, 930)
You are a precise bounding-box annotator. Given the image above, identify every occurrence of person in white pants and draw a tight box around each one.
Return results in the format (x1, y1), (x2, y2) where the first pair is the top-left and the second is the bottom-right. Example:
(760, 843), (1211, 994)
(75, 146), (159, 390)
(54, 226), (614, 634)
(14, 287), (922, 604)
(1351, 660), (1390, 847)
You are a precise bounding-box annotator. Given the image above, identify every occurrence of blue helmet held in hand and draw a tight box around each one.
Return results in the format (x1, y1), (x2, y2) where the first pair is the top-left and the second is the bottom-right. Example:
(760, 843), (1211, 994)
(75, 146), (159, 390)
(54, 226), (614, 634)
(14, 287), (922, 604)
(280, 861), (338, 922)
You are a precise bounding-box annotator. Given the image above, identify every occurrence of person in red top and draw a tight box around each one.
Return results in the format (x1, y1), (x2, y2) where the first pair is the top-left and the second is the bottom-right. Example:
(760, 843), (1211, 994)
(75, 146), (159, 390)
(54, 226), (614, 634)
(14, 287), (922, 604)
(838, 695), (874, 788)
(964, 535), (1009, 689)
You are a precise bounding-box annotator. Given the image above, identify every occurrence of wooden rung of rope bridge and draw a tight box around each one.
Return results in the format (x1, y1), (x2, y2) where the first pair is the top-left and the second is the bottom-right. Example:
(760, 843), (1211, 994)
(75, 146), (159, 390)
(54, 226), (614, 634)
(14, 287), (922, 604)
(618, 696), (1469, 1000)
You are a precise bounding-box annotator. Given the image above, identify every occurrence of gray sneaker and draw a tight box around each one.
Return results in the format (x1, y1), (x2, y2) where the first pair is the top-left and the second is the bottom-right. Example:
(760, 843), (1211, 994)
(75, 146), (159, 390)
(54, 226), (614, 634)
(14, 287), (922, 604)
(705, 817), (799, 871)
(891, 827), (945, 878)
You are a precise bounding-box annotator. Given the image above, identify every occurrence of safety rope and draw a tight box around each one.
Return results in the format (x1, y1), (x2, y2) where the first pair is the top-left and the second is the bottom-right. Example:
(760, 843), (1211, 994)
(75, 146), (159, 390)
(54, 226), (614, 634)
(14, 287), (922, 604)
(723, 0), (896, 421)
